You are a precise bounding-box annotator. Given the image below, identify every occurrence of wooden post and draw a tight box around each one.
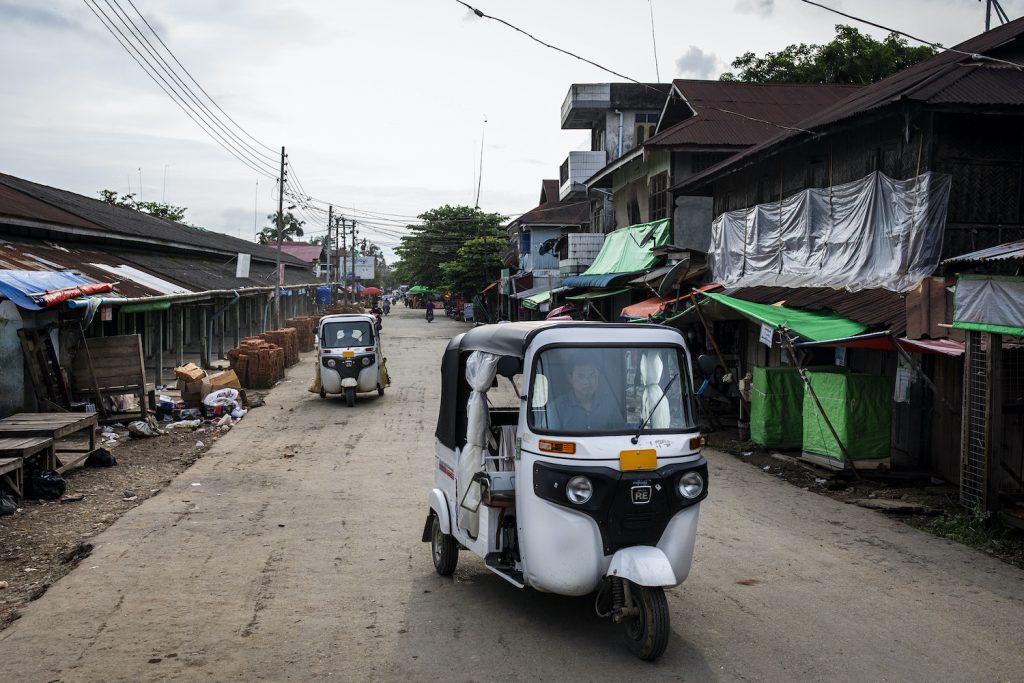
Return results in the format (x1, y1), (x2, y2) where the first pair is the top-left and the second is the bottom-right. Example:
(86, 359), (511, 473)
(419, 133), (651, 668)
(233, 298), (241, 349)
(175, 306), (184, 367)
(156, 310), (164, 388)
(77, 323), (109, 420)
(218, 301), (226, 360)
(198, 307), (208, 370)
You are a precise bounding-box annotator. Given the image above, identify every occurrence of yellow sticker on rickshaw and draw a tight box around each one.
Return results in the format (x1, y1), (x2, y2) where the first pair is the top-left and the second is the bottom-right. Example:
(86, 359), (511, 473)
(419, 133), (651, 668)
(620, 449), (657, 471)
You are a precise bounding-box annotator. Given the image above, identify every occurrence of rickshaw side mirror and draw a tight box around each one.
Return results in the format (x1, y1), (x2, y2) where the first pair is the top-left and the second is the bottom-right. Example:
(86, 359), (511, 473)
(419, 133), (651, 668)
(496, 355), (520, 379)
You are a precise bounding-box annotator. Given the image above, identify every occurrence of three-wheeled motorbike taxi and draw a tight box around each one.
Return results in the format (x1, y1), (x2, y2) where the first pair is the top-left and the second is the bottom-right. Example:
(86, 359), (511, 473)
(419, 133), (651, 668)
(317, 313), (387, 406)
(423, 321), (707, 660)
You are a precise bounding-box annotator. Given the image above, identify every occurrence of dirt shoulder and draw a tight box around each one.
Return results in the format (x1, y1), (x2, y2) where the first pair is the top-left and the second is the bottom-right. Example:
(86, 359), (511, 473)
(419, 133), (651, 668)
(0, 406), (263, 628)
(708, 429), (1024, 570)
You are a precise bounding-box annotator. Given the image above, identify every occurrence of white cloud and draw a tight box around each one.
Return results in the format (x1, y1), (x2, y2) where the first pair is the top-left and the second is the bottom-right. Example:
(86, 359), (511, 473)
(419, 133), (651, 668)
(735, 0), (775, 16)
(675, 46), (720, 80)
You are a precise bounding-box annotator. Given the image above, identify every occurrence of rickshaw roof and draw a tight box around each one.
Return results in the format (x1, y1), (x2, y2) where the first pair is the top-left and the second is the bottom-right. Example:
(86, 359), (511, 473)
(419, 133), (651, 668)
(320, 314), (375, 325)
(453, 320), (680, 359)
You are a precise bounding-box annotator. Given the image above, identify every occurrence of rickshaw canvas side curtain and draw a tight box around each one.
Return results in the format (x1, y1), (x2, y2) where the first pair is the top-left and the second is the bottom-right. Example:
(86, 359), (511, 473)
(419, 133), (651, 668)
(458, 351), (500, 538)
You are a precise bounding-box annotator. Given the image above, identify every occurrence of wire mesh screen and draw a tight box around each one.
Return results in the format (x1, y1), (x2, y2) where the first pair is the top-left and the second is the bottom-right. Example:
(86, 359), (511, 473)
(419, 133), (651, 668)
(1003, 346), (1024, 494)
(961, 330), (988, 508)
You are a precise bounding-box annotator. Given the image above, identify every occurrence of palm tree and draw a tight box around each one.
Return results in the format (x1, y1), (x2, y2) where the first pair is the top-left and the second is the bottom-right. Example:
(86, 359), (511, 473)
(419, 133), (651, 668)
(257, 211), (305, 244)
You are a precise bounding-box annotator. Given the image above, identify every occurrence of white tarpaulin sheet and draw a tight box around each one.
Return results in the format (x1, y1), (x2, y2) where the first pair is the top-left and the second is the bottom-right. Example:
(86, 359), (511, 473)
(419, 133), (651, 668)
(953, 276), (1024, 334)
(457, 350), (500, 537)
(708, 171), (951, 292)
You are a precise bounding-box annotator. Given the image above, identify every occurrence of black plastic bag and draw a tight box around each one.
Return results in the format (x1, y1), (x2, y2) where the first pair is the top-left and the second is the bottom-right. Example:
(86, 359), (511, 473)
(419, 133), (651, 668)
(85, 448), (117, 468)
(0, 491), (16, 516)
(25, 470), (66, 500)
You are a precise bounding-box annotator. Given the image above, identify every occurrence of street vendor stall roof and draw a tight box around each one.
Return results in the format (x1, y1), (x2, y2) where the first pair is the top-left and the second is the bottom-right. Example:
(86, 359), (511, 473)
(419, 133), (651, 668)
(0, 269), (101, 310)
(621, 295), (687, 320)
(698, 292), (867, 342)
(561, 219), (670, 288)
(566, 288), (630, 302)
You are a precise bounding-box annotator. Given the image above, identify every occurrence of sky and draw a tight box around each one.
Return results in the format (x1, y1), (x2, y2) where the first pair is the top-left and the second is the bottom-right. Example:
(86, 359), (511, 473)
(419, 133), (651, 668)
(0, 0), (1016, 262)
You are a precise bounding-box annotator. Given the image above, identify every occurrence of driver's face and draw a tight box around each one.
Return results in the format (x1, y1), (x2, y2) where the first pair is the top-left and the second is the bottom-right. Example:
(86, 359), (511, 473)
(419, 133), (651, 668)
(570, 364), (599, 400)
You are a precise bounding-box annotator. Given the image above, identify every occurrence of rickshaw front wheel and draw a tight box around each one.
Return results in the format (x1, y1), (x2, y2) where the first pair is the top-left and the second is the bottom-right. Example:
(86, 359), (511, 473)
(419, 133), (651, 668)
(345, 386), (356, 407)
(623, 584), (670, 661)
(431, 515), (459, 576)
(319, 388), (326, 399)
(378, 385), (385, 397)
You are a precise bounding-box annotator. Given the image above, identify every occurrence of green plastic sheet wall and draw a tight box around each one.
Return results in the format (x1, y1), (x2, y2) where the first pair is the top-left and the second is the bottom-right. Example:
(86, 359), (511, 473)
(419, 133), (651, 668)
(801, 372), (893, 462)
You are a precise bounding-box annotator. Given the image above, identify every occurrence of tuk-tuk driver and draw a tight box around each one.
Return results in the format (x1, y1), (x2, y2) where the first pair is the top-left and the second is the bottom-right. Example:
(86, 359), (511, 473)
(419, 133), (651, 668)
(549, 357), (621, 431)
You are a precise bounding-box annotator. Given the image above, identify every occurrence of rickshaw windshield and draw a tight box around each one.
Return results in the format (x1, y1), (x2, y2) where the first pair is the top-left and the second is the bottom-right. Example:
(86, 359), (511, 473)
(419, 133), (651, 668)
(321, 321), (373, 348)
(528, 345), (697, 435)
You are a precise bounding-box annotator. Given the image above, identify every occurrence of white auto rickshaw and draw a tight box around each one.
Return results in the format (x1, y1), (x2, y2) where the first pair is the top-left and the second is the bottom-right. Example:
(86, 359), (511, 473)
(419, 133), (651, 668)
(317, 313), (387, 406)
(423, 321), (707, 660)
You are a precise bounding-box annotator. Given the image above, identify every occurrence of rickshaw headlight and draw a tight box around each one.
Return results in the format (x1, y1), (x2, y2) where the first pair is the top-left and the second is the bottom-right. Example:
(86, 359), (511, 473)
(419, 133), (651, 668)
(677, 471), (704, 499)
(326, 359), (337, 368)
(361, 356), (371, 366)
(565, 475), (593, 505)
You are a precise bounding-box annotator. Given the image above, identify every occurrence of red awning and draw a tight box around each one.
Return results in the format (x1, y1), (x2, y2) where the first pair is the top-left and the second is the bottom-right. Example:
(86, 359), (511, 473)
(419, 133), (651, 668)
(35, 282), (114, 308)
(546, 303), (575, 319)
(481, 279), (500, 294)
(621, 295), (686, 319)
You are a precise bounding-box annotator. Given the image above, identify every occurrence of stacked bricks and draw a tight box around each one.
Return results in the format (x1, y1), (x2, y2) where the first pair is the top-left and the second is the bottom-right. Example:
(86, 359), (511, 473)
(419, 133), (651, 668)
(260, 328), (299, 367)
(286, 316), (317, 352)
(227, 336), (286, 389)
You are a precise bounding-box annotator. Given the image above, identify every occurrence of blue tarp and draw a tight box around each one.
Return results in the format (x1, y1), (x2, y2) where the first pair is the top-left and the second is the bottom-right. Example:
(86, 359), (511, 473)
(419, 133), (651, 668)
(560, 272), (634, 288)
(0, 270), (95, 310)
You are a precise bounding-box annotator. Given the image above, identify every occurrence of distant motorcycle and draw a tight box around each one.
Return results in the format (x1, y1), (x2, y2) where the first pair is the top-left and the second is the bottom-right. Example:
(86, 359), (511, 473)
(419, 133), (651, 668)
(426, 307), (434, 323)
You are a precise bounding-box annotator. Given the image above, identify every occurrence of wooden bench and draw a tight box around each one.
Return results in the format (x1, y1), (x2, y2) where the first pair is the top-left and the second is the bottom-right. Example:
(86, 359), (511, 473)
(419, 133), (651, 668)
(0, 457), (23, 500)
(70, 334), (148, 423)
(0, 415), (95, 473)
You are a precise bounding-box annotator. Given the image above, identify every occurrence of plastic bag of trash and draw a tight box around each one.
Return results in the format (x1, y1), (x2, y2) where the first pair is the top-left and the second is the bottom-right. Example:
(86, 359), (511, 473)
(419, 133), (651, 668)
(84, 448), (117, 468)
(230, 407), (247, 420)
(25, 470), (66, 500)
(165, 419), (201, 431)
(203, 388), (239, 408)
(127, 420), (160, 438)
(0, 491), (16, 516)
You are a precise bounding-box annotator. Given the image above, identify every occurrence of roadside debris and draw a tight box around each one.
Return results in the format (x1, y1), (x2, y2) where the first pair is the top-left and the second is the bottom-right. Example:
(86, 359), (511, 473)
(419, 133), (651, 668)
(850, 498), (937, 515)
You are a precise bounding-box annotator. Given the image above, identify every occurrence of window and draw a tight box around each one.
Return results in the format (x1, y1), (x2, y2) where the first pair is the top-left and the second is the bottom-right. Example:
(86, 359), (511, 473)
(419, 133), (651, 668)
(528, 346), (696, 435)
(635, 112), (659, 147)
(321, 320), (373, 348)
(649, 171), (669, 221)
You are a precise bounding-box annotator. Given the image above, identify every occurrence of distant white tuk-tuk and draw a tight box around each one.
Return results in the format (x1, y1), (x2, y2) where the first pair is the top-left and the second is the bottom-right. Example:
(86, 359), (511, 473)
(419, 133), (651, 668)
(423, 321), (707, 660)
(317, 314), (387, 406)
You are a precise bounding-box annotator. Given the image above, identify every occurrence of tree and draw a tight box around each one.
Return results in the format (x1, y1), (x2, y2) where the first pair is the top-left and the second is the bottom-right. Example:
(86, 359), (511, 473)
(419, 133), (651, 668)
(392, 205), (507, 292)
(98, 189), (189, 223)
(439, 236), (506, 298)
(307, 235), (327, 246)
(719, 25), (937, 84)
(256, 211), (305, 244)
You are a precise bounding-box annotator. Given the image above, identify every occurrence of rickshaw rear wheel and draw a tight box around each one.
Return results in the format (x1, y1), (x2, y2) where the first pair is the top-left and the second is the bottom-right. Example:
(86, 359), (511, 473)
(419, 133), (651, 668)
(378, 385), (385, 397)
(345, 386), (356, 407)
(430, 515), (459, 576)
(319, 388), (326, 399)
(623, 584), (670, 661)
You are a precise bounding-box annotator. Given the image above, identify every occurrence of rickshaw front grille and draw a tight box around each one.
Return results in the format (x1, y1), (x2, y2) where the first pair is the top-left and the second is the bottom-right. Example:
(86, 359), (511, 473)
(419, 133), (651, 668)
(621, 510), (656, 529)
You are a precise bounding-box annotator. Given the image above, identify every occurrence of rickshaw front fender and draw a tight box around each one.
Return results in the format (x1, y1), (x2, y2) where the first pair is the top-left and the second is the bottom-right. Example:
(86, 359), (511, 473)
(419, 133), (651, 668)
(426, 488), (452, 535)
(606, 546), (677, 587)
(341, 377), (358, 388)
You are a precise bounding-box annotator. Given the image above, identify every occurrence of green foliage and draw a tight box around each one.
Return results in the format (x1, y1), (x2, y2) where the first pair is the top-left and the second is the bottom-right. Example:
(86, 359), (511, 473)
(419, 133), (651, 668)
(257, 211), (305, 244)
(393, 205), (507, 294)
(925, 505), (995, 547)
(440, 236), (507, 298)
(719, 25), (937, 84)
(98, 189), (188, 222)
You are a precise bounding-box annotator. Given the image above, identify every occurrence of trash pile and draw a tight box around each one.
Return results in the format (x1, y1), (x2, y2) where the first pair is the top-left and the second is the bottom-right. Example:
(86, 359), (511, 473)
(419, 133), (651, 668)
(226, 328), (301, 388)
(286, 316), (318, 352)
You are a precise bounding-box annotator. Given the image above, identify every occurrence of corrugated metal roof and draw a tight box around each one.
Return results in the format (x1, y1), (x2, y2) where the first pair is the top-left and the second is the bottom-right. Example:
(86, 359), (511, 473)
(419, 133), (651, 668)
(510, 199), (590, 228)
(278, 243), (323, 263)
(648, 80), (859, 148)
(916, 64), (1024, 104)
(0, 172), (307, 267)
(725, 286), (907, 335)
(944, 238), (1024, 264)
(673, 17), (1024, 192)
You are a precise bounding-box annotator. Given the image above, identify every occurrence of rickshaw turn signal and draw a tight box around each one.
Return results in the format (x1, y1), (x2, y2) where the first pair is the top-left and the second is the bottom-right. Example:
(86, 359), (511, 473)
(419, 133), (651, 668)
(538, 439), (576, 454)
(689, 436), (706, 450)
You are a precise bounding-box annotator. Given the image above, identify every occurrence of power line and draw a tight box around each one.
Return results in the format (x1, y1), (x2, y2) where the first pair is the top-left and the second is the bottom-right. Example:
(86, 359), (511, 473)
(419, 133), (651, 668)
(800, 0), (1024, 70)
(99, 0), (277, 173)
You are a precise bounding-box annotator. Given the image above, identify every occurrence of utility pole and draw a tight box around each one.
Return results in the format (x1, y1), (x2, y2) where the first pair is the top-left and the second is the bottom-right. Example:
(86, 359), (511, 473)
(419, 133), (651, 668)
(351, 220), (358, 304)
(338, 217), (347, 300)
(325, 204), (333, 283)
(274, 146), (286, 329)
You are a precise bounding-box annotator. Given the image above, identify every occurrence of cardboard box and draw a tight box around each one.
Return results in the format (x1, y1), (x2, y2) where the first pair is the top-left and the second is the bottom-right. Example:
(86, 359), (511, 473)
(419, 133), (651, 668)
(201, 370), (242, 397)
(174, 362), (206, 383)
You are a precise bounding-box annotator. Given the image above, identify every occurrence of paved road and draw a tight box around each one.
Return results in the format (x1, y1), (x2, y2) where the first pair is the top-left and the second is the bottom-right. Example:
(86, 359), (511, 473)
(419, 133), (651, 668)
(3, 306), (1024, 682)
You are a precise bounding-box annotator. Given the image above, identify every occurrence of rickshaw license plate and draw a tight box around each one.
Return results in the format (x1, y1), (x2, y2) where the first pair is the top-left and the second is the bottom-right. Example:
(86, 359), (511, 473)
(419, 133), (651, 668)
(620, 449), (656, 471)
(631, 482), (653, 505)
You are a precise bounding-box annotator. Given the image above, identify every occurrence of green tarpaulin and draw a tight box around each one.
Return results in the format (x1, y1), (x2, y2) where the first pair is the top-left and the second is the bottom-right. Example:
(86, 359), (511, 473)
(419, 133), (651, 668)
(802, 371), (893, 463)
(579, 220), (670, 276)
(407, 285), (437, 294)
(703, 292), (866, 342)
(522, 290), (550, 310)
(119, 301), (172, 313)
(565, 288), (630, 302)
(750, 366), (846, 449)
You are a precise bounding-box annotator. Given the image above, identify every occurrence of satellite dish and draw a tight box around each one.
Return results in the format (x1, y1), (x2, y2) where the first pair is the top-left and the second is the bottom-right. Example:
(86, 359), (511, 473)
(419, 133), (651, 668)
(656, 258), (692, 298)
